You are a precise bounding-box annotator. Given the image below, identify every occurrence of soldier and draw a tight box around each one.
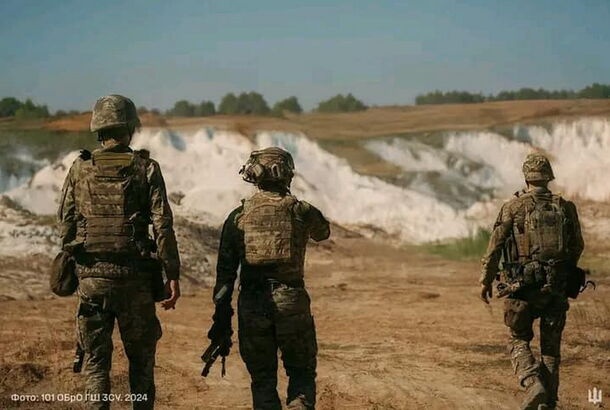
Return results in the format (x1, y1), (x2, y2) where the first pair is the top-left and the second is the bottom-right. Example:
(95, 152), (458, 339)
(57, 95), (181, 410)
(479, 153), (584, 410)
(208, 147), (330, 410)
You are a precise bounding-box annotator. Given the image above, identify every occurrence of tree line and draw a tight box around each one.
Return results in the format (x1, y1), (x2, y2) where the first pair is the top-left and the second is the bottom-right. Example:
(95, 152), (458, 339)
(0, 93), (368, 119)
(5, 83), (610, 118)
(415, 83), (610, 105)
(0, 97), (50, 119)
(164, 92), (368, 117)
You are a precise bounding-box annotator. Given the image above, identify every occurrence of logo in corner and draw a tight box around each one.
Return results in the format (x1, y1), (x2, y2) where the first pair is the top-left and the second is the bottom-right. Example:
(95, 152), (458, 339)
(588, 387), (603, 405)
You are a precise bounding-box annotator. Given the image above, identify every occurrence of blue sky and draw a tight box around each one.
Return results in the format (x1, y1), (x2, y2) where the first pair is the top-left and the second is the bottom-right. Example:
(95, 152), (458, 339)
(1, 0), (609, 111)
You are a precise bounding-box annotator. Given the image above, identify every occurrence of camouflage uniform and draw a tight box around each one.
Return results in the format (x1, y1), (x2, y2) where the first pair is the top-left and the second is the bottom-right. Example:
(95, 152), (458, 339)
(480, 154), (584, 409)
(213, 148), (330, 410)
(58, 95), (180, 410)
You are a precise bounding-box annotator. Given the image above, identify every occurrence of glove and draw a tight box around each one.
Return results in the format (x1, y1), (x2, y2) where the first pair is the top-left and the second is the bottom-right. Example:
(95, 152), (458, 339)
(207, 303), (234, 356)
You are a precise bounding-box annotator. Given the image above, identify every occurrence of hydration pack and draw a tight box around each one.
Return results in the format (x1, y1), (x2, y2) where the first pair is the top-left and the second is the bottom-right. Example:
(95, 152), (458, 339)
(76, 150), (149, 254)
(239, 192), (299, 265)
(520, 194), (567, 262)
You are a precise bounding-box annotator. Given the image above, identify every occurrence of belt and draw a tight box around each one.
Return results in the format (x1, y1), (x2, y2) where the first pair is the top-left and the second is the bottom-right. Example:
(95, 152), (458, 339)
(241, 278), (304, 292)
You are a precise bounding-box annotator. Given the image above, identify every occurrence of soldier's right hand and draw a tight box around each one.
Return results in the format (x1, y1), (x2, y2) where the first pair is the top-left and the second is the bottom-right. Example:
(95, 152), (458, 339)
(161, 279), (181, 310)
(479, 283), (493, 304)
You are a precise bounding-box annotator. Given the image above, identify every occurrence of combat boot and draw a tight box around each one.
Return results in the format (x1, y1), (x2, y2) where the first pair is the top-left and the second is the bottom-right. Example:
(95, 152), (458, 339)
(541, 355), (560, 409)
(287, 394), (311, 410)
(520, 376), (547, 410)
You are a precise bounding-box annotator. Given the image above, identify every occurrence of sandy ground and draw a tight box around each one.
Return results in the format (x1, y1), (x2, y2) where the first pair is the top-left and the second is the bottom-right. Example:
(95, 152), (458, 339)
(0, 231), (608, 410)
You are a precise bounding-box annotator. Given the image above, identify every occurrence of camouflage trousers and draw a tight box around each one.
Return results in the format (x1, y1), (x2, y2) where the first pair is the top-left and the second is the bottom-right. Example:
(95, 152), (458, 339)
(503, 290), (568, 406)
(238, 284), (318, 410)
(76, 277), (162, 410)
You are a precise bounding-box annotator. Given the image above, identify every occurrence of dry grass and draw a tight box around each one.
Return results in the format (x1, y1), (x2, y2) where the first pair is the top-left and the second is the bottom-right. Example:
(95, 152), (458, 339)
(8, 99), (610, 140)
(0, 232), (608, 409)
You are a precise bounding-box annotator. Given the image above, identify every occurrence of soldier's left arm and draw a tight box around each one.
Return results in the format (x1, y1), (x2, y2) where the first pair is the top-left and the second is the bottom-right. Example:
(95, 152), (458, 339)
(564, 200), (584, 264)
(147, 160), (181, 280)
(298, 200), (330, 241)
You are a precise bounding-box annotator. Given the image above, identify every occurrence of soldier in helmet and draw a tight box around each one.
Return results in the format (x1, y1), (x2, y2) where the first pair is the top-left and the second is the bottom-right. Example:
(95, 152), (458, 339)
(479, 153), (584, 409)
(58, 95), (181, 409)
(207, 147), (330, 410)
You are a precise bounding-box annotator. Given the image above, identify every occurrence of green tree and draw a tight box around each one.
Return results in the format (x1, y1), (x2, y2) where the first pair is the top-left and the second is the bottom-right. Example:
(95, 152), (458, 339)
(415, 90), (485, 104)
(316, 93), (367, 113)
(0, 97), (23, 117)
(218, 93), (238, 114)
(168, 100), (195, 117)
(272, 96), (303, 116)
(194, 100), (216, 116)
(579, 83), (610, 99)
(14, 99), (50, 119)
(237, 92), (270, 115)
(220, 92), (270, 115)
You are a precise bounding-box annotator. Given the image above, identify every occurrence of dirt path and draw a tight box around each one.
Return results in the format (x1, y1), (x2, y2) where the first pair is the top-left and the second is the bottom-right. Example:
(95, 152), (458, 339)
(0, 235), (608, 409)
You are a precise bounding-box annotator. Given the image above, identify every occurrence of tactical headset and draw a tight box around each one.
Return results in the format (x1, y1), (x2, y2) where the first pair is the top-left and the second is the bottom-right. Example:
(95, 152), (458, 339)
(239, 147), (295, 186)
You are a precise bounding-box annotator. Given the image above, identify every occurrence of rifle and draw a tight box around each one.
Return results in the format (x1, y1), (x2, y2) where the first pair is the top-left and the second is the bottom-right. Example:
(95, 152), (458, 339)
(201, 285), (233, 378)
(73, 343), (84, 373)
(201, 340), (229, 377)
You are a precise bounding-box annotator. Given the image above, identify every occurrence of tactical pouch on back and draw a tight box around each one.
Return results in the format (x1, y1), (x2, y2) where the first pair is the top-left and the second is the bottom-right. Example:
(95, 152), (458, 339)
(524, 195), (567, 261)
(50, 251), (78, 296)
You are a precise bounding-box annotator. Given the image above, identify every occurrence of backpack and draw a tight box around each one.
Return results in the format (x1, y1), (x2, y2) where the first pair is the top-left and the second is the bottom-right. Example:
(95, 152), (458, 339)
(523, 194), (568, 262)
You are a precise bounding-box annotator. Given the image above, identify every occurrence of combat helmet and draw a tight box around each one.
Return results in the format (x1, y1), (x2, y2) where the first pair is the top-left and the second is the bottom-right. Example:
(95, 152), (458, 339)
(239, 147), (295, 188)
(90, 94), (141, 133)
(522, 152), (555, 182)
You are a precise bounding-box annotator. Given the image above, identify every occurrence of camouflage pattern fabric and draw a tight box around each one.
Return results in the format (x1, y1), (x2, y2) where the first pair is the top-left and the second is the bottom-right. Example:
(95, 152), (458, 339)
(504, 291), (567, 385)
(522, 153), (555, 182)
(215, 190), (330, 409)
(480, 186), (583, 287)
(240, 192), (298, 265)
(58, 144), (180, 280)
(90, 95), (141, 133)
(240, 147), (295, 187)
(238, 285), (317, 410)
(481, 185), (583, 407)
(58, 139), (180, 410)
(77, 277), (162, 410)
(217, 192), (330, 287)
